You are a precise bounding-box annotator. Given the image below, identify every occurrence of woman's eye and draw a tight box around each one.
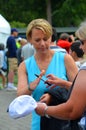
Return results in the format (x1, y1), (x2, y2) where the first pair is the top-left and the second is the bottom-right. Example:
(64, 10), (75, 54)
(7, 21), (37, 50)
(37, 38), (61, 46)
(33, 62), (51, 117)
(43, 38), (47, 41)
(35, 39), (40, 42)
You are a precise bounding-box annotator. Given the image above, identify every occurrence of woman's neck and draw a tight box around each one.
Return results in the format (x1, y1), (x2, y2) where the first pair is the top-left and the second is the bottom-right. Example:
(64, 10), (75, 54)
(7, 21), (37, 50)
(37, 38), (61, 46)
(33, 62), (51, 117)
(35, 50), (54, 60)
(34, 50), (54, 71)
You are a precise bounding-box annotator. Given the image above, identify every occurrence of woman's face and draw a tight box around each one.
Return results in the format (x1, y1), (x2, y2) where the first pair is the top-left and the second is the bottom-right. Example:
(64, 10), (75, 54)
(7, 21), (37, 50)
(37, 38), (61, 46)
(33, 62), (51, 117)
(30, 28), (51, 54)
(80, 40), (86, 54)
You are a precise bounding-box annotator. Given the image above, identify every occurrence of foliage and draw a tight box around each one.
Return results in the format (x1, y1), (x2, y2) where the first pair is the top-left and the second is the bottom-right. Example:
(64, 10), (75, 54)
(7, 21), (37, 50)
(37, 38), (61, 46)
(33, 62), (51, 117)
(0, 0), (86, 27)
(10, 21), (26, 28)
(52, 0), (86, 27)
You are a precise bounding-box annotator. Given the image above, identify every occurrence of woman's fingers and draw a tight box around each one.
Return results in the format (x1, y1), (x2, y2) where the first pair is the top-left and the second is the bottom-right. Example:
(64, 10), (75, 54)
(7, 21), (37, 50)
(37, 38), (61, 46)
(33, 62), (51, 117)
(39, 70), (45, 78)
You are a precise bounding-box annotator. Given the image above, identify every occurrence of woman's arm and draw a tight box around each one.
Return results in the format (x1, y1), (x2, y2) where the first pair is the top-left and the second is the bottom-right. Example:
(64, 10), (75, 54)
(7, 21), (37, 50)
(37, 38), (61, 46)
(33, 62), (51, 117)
(17, 63), (45, 96)
(36, 70), (86, 120)
(64, 54), (78, 82)
(46, 74), (72, 90)
(17, 61), (31, 96)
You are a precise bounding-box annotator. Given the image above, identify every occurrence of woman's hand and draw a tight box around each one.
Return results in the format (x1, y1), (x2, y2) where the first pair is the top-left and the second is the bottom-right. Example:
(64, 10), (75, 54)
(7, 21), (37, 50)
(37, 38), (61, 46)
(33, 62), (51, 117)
(46, 74), (63, 89)
(40, 93), (52, 105)
(29, 78), (41, 90)
(35, 102), (47, 116)
(29, 69), (45, 90)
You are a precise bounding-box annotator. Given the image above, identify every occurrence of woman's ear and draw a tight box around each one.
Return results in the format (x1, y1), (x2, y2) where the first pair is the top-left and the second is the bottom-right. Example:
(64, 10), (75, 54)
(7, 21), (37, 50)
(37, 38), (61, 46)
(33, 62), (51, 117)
(27, 37), (32, 44)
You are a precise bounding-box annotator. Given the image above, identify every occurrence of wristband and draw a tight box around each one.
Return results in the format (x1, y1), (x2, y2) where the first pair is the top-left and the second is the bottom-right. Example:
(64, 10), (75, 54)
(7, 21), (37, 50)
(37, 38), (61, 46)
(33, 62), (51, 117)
(43, 105), (50, 118)
(28, 85), (34, 91)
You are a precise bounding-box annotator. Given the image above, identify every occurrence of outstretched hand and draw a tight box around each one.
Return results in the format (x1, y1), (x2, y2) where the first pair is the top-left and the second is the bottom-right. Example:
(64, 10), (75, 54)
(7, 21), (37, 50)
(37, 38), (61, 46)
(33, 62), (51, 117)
(29, 70), (45, 90)
(45, 74), (63, 89)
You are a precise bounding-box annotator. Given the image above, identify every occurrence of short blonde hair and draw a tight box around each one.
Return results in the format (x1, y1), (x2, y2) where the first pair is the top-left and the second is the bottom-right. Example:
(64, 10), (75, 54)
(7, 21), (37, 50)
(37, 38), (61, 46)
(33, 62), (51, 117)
(75, 21), (86, 40)
(20, 38), (27, 46)
(26, 18), (52, 40)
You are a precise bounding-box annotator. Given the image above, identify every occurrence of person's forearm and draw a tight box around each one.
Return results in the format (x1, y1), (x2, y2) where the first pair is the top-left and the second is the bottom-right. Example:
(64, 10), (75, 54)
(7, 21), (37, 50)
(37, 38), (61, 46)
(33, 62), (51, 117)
(61, 80), (72, 90)
(36, 100), (82, 120)
(44, 102), (77, 120)
(17, 84), (32, 96)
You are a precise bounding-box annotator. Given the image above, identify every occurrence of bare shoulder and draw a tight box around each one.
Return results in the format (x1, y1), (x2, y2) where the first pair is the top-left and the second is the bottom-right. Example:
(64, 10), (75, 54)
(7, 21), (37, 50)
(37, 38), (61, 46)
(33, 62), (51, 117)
(75, 69), (86, 86)
(64, 53), (78, 68)
(18, 61), (26, 73)
(71, 69), (86, 97)
(64, 53), (75, 62)
(64, 54), (78, 81)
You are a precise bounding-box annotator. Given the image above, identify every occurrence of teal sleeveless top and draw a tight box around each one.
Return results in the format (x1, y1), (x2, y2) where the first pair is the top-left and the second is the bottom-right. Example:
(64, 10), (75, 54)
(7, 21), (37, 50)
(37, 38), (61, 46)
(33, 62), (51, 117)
(24, 51), (68, 130)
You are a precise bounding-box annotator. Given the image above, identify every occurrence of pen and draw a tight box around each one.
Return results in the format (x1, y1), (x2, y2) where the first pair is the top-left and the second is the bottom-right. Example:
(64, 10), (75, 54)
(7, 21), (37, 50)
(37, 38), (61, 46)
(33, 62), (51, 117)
(35, 74), (51, 86)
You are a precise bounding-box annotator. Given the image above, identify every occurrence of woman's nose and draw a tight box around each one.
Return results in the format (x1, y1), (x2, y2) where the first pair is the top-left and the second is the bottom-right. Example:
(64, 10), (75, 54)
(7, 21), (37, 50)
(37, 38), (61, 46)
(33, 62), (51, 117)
(40, 40), (45, 45)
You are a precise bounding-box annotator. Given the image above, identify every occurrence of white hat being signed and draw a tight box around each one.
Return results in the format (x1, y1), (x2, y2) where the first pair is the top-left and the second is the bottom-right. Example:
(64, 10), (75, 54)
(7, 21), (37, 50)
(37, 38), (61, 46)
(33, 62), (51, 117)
(7, 95), (37, 119)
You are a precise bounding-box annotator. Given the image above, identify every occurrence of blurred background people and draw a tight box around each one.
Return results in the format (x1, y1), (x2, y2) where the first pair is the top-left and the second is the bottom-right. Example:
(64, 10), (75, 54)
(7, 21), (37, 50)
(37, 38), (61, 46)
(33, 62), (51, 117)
(16, 37), (22, 49)
(57, 32), (73, 53)
(69, 40), (84, 69)
(0, 43), (7, 89)
(16, 38), (27, 66)
(50, 27), (66, 53)
(6, 28), (18, 91)
(21, 41), (35, 60)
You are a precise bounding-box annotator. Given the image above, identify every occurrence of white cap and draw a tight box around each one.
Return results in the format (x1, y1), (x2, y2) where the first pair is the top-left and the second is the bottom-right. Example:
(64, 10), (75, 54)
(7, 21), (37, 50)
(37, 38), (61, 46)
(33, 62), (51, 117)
(17, 37), (22, 41)
(7, 95), (37, 119)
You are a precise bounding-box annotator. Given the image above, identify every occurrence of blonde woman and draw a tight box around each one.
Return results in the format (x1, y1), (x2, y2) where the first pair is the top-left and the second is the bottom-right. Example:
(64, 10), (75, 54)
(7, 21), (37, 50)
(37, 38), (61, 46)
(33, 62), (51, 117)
(17, 19), (78, 130)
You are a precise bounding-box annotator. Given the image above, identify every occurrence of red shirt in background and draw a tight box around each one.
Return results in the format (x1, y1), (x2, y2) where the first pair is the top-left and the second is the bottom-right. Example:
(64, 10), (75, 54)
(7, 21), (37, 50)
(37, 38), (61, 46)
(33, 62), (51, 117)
(57, 39), (72, 53)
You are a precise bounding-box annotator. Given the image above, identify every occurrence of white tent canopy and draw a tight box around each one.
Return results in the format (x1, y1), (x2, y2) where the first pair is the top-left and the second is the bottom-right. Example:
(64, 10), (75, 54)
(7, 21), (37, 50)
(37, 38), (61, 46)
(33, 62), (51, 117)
(0, 14), (11, 47)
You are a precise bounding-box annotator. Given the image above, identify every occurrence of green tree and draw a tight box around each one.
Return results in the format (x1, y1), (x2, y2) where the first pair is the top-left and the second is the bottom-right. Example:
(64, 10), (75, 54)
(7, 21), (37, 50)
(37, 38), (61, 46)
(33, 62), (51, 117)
(0, 0), (86, 27)
(52, 0), (86, 27)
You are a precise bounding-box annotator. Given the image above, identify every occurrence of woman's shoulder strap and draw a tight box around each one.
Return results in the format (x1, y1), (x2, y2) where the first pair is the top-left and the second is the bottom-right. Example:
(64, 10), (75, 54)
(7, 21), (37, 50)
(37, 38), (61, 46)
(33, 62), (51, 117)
(68, 62), (86, 98)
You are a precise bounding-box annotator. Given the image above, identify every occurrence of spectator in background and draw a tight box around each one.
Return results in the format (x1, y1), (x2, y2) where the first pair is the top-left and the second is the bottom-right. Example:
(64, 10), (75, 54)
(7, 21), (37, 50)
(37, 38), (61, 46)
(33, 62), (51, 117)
(69, 40), (84, 69)
(16, 37), (22, 49)
(57, 33), (73, 53)
(6, 28), (18, 91)
(50, 28), (66, 53)
(21, 41), (35, 60)
(16, 38), (27, 66)
(0, 43), (7, 89)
